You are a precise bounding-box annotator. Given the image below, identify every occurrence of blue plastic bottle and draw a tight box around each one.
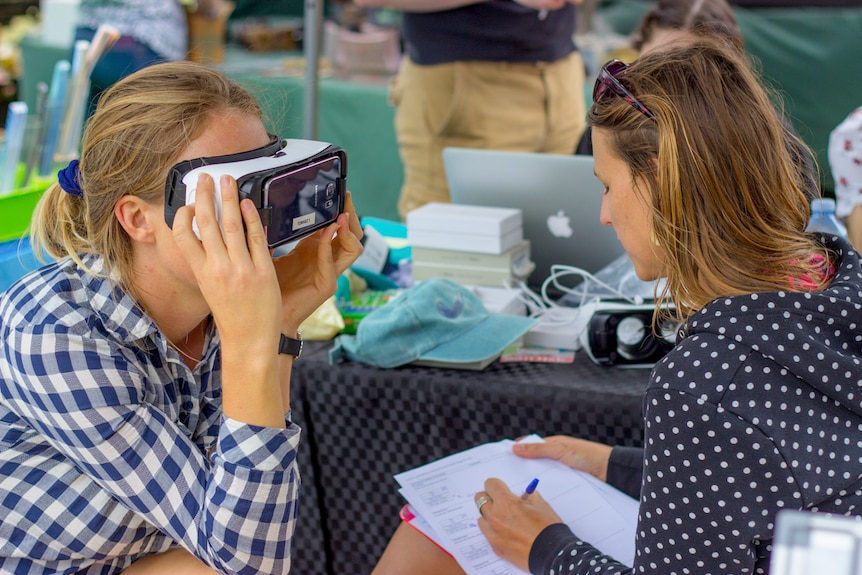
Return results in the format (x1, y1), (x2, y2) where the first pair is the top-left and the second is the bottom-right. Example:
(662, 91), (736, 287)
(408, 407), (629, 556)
(806, 198), (848, 239)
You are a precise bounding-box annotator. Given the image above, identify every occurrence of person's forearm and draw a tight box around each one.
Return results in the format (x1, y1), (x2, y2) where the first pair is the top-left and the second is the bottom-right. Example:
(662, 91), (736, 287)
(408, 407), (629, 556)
(353, 0), (486, 12)
(278, 353), (294, 417)
(221, 346), (286, 429)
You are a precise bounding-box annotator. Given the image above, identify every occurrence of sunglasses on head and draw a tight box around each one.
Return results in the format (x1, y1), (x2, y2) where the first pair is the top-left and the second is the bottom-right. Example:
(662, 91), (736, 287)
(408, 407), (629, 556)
(593, 59), (657, 123)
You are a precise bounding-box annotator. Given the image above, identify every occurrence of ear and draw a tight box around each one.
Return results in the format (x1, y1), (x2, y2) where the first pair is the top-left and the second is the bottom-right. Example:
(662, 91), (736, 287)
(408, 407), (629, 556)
(115, 195), (158, 244)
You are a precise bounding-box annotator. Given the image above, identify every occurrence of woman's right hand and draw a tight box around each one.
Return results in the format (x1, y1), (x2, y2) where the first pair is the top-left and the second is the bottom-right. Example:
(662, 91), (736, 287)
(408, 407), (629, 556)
(173, 172), (285, 428)
(512, 435), (613, 481)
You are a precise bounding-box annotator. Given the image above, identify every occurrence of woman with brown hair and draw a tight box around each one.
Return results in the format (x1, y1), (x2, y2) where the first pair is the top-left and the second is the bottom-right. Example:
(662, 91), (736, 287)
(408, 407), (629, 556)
(373, 38), (862, 575)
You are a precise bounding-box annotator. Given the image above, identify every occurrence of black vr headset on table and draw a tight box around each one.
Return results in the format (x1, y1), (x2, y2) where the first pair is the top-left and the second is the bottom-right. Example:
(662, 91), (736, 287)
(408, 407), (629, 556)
(165, 135), (347, 249)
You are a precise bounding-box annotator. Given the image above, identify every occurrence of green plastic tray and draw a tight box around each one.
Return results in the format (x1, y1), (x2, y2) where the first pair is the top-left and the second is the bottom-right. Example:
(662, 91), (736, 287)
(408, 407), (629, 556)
(0, 177), (55, 243)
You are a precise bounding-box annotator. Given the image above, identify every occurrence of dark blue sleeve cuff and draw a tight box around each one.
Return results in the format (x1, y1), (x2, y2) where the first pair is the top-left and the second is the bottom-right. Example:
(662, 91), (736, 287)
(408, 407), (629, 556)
(606, 446), (644, 500)
(528, 523), (577, 575)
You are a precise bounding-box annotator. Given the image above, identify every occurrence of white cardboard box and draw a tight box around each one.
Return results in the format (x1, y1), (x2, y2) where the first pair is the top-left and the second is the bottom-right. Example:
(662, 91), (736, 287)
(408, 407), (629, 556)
(408, 227), (523, 254)
(412, 240), (531, 268)
(412, 259), (534, 286)
(407, 203), (522, 242)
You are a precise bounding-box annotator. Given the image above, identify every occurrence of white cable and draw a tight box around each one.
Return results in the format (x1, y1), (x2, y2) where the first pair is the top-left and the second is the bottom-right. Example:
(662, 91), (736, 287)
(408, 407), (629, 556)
(512, 278), (550, 316)
(543, 264), (644, 306)
(511, 264), (648, 328)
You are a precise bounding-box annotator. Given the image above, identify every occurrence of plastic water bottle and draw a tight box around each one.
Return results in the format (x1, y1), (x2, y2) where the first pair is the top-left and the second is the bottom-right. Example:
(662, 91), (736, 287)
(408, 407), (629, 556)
(806, 198), (847, 239)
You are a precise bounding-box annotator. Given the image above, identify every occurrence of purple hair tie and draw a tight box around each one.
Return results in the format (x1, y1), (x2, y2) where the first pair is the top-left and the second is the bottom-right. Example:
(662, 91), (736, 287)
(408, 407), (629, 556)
(58, 160), (83, 198)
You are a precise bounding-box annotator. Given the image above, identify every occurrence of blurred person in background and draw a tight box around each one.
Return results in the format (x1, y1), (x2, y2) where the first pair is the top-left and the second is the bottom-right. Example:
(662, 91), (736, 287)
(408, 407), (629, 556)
(353, 0), (588, 219)
(73, 0), (222, 114)
(829, 106), (862, 250)
(631, 0), (742, 54)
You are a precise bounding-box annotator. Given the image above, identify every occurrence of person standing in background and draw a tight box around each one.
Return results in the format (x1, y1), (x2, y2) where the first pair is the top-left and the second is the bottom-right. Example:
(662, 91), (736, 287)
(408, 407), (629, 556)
(74, 0), (190, 113)
(829, 106), (862, 251)
(352, 0), (587, 219)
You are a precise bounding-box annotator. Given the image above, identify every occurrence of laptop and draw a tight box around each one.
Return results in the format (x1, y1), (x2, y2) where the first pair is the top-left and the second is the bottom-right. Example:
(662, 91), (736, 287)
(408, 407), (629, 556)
(443, 147), (626, 291)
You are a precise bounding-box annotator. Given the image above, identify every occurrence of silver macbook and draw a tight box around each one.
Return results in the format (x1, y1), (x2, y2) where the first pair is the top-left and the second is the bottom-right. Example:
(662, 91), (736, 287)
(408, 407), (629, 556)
(443, 147), (626, 290)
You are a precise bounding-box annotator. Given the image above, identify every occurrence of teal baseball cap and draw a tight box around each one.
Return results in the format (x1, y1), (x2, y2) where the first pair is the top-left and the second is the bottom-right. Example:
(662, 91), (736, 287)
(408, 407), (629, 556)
(330, 278), (537, 369)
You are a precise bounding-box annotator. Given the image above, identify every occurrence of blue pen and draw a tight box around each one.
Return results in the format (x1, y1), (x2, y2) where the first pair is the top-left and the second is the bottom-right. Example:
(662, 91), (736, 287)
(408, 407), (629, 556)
(521, 478), (540, 500)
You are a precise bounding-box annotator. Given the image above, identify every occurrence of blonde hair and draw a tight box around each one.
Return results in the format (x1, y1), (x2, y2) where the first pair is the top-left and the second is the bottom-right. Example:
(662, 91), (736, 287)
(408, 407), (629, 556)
(30, 60), (262, 294)
(588, 39), (827, 321)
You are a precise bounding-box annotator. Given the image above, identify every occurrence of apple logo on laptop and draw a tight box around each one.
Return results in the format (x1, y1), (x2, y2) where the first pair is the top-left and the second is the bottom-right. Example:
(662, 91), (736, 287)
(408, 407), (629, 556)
(547, 210), (573, 238)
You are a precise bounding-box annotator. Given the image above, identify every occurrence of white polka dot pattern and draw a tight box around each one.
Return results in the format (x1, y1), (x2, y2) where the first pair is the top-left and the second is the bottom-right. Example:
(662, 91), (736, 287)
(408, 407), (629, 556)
(530, 237), (862, 575)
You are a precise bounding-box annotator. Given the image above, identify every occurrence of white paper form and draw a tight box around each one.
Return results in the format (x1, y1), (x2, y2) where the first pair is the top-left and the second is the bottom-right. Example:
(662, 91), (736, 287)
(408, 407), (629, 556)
(395, 436), (638, 575)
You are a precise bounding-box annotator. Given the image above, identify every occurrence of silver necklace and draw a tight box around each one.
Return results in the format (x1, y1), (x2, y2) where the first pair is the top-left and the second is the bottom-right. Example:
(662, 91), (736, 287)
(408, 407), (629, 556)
(168, 339), (200, 363)
(167, 322), (206, 364)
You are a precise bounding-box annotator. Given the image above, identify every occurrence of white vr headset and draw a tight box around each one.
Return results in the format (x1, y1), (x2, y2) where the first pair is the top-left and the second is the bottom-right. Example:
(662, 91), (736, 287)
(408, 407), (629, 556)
(164, 135), (347, 248)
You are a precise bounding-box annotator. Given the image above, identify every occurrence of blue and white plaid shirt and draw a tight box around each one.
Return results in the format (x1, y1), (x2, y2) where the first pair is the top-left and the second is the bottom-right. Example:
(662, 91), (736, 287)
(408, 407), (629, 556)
(0, 254), (300, 574)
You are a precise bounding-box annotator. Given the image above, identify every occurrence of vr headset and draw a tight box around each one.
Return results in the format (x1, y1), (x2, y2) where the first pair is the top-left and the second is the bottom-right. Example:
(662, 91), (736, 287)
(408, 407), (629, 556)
(578, 299), (680, 367)
(165, 135), (347, 249)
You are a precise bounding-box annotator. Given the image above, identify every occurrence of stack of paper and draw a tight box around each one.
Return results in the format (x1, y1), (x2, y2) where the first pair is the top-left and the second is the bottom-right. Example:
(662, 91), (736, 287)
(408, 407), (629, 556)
(394, 435), (639, 575)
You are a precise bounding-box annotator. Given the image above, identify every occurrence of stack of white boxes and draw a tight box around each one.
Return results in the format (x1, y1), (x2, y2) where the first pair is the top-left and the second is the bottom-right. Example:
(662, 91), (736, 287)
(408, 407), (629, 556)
(406, 202), (534, 287)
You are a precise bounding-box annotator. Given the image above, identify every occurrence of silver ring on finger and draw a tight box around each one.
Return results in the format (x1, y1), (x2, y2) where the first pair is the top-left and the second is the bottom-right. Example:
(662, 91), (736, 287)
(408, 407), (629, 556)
(475, 494), (492, 516)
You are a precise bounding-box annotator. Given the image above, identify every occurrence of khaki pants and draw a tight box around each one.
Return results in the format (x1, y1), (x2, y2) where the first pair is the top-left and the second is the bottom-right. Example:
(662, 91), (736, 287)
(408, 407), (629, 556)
(390, 52), (586, 219)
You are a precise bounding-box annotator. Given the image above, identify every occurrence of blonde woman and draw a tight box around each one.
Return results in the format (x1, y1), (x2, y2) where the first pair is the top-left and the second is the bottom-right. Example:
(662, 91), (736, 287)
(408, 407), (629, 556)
(0, 61), (362, 574)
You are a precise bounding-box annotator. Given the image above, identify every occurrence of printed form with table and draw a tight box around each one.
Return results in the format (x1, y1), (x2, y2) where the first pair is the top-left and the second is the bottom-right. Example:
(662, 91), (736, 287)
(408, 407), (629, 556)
(394, 435), (639, 575)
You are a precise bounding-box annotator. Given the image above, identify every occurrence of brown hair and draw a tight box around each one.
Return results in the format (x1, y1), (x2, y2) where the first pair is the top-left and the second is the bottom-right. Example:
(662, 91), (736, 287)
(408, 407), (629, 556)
(588, 39), (826, 321)
(632, 0), (744, 53)
(31, 60), (262, 295)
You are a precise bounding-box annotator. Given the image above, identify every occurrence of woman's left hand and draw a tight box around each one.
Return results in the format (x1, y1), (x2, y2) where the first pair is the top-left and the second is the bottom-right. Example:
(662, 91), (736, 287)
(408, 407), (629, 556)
(475, 478), (564, 572)
(272, 191), (364, 332)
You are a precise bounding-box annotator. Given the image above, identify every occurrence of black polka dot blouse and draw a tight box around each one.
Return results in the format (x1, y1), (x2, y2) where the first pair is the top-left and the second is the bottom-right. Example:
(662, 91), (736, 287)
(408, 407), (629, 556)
(528, 236), (862, 575)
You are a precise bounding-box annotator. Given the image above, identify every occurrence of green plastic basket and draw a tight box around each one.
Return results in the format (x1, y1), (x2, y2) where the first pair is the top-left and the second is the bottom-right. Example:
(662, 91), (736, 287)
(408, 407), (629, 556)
(0, 177), (55, 243)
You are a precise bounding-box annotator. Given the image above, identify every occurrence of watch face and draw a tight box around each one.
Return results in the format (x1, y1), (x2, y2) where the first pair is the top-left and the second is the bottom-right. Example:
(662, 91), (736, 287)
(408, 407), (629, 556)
(616, 316), (647, 347)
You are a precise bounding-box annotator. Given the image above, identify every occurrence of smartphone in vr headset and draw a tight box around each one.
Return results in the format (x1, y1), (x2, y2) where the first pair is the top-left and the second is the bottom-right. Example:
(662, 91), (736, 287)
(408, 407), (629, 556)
(164, 135), (347, 249)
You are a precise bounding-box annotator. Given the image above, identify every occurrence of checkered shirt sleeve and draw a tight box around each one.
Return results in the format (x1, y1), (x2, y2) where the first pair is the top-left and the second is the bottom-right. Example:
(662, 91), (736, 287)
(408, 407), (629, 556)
(0, 257), (300, 574)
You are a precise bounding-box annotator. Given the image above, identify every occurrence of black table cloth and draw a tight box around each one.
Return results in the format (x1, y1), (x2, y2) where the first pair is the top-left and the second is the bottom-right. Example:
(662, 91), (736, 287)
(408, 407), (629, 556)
(288, 342), (650, 575)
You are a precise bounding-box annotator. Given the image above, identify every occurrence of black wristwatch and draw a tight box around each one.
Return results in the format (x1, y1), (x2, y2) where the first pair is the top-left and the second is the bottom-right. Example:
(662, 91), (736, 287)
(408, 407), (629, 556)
(278, 332), (303, 360)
